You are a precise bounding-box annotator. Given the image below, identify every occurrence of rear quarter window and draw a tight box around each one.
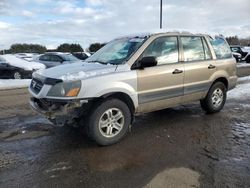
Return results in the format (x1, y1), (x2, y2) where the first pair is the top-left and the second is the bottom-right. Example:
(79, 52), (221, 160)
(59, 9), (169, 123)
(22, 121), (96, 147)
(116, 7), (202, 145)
(209, 37), (232, 59)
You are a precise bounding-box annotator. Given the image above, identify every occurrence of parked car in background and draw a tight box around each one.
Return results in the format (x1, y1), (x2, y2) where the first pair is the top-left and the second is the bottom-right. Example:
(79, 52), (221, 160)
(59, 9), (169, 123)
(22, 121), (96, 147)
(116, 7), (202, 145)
(0, 56), (25, 79)
(232, 52), (242, 62)
(15, 53), (39, 62)
(72, 52), (91, 60)
(230, 45), (250, 63)
(29, 32), (237, 145)
(37, 52), (82, 68)
(0, 55), (45, 79)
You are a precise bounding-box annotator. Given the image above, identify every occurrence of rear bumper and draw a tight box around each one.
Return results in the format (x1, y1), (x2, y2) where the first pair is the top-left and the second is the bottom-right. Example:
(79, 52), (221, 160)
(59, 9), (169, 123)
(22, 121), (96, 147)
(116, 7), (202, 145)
(29, 97), (90, 126)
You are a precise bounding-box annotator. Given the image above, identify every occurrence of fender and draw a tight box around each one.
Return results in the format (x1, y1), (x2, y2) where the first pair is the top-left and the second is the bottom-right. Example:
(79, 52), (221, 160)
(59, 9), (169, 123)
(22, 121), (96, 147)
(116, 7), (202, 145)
(86, 81), (138, 108)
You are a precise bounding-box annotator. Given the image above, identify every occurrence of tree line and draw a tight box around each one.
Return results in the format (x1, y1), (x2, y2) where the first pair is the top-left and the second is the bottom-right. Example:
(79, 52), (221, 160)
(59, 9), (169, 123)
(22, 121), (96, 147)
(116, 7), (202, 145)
(0, 42), (106, 55)
(225, 36), (250, 46)
(1, 36), (249, 55)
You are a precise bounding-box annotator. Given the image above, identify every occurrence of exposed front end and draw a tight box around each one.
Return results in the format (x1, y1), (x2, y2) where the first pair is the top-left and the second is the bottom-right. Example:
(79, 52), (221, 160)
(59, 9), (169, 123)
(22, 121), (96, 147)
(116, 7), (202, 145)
(28, 73), (89, 126)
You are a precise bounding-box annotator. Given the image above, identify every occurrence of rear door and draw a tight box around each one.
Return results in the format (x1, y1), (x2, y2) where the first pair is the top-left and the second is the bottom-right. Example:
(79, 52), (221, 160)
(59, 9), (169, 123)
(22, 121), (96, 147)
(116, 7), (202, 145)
(136, 36), (184, 113)
(180, 36), (215, 102)
(38, 55), (51, 68)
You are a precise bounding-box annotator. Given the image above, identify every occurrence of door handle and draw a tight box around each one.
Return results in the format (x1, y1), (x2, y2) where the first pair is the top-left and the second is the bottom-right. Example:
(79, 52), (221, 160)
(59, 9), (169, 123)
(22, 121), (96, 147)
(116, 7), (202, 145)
(172, 69), (183, 74)
(208, 64), (216, 69)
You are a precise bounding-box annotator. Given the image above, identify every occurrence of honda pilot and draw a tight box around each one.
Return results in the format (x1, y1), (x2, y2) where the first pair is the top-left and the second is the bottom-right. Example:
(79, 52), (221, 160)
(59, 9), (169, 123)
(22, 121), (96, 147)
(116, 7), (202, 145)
(29, 32), (237, 145)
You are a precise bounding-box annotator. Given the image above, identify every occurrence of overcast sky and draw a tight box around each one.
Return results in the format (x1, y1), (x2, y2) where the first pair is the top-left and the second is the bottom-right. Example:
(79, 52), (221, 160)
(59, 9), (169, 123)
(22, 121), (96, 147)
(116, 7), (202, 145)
(0, 0), (249, 49)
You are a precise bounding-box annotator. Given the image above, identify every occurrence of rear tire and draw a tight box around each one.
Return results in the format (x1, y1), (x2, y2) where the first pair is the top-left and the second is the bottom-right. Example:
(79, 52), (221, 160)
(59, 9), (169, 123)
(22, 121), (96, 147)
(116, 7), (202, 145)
(200, 82), (227, 114)
(87, 98), (131, 146)
(13, 71), (22, 79)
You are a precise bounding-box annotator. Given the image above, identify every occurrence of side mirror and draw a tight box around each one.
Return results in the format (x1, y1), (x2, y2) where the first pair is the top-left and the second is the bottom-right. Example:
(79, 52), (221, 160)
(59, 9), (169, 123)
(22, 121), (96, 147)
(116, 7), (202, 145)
(137, 56), (157, 69)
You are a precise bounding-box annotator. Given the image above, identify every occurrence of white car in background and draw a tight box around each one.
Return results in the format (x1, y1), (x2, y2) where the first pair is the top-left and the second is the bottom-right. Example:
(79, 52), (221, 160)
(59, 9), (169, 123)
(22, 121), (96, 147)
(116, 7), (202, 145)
(15, 53), (40, 62)
(0, 54), (45, 79)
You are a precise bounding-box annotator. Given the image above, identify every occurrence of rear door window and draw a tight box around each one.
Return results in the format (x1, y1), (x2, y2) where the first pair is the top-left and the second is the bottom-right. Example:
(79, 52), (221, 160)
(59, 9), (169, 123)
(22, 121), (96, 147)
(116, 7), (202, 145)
(50, 55), (62, 62)
(39, 55), (50, 61)
(209, 37), (232, 59)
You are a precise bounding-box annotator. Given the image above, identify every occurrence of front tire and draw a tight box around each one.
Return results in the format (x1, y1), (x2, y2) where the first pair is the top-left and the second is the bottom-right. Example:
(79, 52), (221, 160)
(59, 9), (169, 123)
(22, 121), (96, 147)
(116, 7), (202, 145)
(200, 82), (227, 114)
(87, 99), (131, 146)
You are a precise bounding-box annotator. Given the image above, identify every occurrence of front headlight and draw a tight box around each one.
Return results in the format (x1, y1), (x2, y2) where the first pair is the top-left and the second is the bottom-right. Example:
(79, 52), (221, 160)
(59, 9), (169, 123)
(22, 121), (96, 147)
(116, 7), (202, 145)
(47, 80), (81, 97)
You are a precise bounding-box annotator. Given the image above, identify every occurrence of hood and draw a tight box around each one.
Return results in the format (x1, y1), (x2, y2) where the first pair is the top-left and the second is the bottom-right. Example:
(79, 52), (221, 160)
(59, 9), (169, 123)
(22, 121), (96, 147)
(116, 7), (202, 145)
(36, 62), (117, 81)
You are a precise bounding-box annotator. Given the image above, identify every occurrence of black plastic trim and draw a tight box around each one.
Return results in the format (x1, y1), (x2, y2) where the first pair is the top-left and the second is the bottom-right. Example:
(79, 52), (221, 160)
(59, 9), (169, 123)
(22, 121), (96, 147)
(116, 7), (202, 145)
(44, 77), (63, 85)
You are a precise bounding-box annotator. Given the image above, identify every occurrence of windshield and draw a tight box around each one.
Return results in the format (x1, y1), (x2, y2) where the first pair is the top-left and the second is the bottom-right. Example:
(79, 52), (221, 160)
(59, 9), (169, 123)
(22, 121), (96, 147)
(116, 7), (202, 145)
(86, 37), (147, 65)
(62, 54), (79, 61)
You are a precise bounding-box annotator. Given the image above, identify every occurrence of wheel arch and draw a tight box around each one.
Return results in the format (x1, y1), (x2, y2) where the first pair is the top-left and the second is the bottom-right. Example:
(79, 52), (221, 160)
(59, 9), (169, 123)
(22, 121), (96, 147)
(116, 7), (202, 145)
(101, 92), (136, 115)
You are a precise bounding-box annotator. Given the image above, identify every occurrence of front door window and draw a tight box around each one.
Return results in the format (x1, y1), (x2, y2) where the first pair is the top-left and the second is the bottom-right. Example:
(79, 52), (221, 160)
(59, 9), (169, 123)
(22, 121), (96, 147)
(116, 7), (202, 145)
(142, 36), (179, 65)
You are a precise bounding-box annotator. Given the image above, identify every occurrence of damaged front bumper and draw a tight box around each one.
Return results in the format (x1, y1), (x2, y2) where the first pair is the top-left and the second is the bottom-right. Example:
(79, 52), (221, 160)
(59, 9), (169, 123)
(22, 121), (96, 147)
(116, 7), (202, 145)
(29, 97), (91, 126)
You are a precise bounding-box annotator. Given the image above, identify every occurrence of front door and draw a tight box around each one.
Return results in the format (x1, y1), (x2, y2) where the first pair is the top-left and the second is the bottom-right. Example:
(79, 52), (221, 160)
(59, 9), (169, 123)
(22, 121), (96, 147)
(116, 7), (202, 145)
(136, 36), (184, 113)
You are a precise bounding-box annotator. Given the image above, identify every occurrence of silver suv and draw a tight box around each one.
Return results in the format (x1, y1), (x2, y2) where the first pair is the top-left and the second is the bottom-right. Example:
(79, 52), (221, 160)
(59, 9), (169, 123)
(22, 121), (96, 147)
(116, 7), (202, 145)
(29, 32), (237, 145)
(37, 52), (81, 68)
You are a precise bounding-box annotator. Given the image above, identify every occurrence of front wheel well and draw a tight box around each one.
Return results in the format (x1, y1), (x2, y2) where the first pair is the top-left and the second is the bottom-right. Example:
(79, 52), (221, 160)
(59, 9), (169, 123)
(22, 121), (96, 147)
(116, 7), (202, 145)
(100, 92), (135, 115)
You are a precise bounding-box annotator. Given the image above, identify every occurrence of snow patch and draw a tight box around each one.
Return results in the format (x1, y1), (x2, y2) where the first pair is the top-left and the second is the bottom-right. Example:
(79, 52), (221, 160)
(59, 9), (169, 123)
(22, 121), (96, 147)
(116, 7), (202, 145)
(0, 79), (31, 90)
(228, 76), (250, 99)
(60, 70), (111, 81)
(238, 76), (250, 82)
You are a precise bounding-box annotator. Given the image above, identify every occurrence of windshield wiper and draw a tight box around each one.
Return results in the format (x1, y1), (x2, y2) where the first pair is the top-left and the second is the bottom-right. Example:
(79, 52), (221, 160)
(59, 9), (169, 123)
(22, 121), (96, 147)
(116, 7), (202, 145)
(86, 60), (107, 65)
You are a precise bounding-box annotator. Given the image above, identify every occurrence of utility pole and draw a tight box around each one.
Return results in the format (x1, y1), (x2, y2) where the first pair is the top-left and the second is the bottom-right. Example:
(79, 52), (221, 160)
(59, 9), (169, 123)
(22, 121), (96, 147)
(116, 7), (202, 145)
(160, 0), (162, 29)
